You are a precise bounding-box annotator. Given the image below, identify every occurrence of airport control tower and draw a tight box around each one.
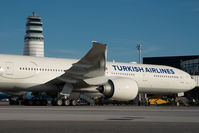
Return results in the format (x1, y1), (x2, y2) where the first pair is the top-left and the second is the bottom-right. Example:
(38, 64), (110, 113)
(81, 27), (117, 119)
(24, 12), (44, 57)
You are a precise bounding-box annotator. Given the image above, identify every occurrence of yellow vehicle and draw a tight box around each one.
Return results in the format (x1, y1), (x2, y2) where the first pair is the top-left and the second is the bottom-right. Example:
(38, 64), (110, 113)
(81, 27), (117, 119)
(149, 95), (169, 105)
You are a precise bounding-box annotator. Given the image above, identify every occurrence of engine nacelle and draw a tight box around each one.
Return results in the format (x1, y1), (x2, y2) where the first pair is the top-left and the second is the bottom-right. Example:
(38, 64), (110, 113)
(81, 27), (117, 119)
(97, 78), (138, 101)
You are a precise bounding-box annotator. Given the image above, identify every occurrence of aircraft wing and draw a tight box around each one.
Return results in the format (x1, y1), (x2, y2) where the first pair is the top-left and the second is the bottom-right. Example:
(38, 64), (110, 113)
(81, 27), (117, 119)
(45, 41), (107, 91)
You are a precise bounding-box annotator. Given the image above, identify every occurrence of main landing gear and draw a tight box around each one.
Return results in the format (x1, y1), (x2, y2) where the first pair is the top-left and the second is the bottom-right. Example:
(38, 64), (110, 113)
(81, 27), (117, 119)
(51, 97), (79, 106)
(8, 94), (93, 106)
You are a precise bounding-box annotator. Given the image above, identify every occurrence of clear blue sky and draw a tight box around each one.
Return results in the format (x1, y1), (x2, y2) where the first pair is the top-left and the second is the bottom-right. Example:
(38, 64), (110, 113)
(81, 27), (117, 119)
(0, 0), (198, 62)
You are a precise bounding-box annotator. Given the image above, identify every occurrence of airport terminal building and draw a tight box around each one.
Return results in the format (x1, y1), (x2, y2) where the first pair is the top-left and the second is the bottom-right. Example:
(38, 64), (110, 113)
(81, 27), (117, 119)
(143, 55), (199, 100)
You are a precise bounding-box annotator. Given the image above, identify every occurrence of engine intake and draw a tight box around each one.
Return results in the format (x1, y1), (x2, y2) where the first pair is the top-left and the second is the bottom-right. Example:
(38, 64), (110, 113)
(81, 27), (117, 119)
(97, 78), (138, 101)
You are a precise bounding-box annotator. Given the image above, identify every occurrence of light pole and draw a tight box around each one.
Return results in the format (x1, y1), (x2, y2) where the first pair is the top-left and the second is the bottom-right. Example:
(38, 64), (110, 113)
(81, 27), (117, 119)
(136, 44), (142, 64)
(136, 44), (145, 105)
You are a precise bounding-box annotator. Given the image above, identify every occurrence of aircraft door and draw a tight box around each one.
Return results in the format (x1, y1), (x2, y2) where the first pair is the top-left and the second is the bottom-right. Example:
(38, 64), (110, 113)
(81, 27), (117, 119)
(5, 62), (14, 75)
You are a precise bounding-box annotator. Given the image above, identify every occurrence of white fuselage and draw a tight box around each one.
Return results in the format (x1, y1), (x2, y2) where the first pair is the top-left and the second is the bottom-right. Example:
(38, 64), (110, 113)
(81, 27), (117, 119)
(0, 54), (196, 95)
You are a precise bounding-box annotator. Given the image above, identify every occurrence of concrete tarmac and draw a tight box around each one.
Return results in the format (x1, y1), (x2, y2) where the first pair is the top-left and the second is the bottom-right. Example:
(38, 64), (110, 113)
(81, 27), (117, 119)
(0, 105), (199, 133)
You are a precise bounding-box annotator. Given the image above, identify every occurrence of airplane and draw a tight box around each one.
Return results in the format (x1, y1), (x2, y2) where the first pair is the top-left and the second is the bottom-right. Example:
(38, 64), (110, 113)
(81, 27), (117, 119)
(0, 41), (196, 105)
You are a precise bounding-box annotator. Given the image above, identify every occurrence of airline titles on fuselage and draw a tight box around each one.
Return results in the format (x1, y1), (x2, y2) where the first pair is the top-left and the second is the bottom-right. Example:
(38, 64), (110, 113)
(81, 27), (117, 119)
(112, 65), (175, 74)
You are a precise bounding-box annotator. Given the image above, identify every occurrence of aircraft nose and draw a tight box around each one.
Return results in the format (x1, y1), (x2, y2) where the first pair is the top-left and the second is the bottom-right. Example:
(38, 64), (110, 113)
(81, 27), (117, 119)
(191, 79), (197, 89)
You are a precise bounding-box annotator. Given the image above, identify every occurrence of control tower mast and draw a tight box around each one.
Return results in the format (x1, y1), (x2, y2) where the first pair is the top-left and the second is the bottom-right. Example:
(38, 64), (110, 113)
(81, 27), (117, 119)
(24, 12), (44, 57)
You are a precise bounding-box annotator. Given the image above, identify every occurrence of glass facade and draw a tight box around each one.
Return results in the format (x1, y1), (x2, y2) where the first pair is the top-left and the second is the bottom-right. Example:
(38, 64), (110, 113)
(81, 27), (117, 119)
(181, 59), (199, 75)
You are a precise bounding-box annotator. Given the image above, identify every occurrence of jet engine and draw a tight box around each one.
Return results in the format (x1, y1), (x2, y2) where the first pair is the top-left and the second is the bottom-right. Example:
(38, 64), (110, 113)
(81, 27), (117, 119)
(97, 78), (138, 101)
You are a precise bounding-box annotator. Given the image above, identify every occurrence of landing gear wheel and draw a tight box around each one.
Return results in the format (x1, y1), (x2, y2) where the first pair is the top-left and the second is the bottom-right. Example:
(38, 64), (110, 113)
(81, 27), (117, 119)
(64, 99), (70, 106)
(57, 99), (63, 106)
(72, 100), (77, 106)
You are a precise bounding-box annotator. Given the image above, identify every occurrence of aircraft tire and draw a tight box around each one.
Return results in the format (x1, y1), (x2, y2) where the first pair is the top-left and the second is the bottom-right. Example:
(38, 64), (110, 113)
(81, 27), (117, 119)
(57, 99), (63, 106)
(64, 99), (70, 106)
(71, 100), (77, 106)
